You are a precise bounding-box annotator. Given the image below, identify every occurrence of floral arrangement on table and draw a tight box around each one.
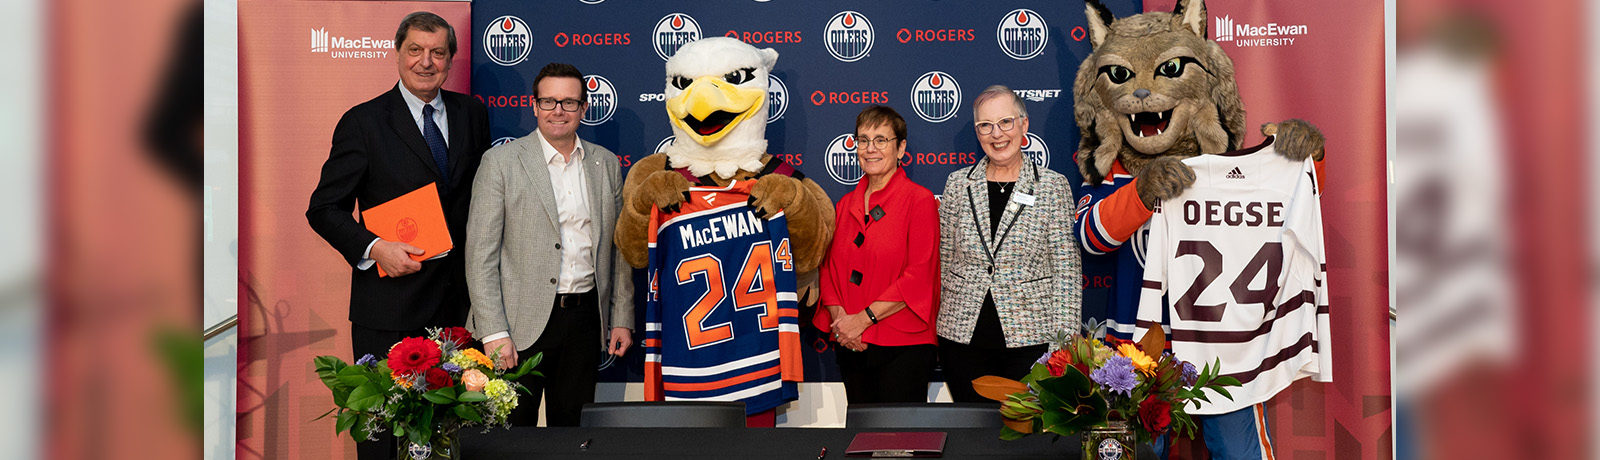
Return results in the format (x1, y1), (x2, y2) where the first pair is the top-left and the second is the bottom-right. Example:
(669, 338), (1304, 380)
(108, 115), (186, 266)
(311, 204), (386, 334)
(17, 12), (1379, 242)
(975, 324), (1241, 447)
(313, 327), (540, 459)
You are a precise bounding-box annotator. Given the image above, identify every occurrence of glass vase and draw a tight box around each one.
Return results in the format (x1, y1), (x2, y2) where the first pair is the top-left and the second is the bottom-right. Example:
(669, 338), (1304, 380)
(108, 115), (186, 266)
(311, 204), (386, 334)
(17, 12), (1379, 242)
(1081, 420), (1135, 460)
(399, 423), (461, 460)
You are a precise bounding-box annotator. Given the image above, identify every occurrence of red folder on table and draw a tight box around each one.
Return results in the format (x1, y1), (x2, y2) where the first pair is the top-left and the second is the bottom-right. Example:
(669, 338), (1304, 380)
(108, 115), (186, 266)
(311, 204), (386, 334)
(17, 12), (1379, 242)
(845, 432), (947, 457)
(361, 183), (452, 277)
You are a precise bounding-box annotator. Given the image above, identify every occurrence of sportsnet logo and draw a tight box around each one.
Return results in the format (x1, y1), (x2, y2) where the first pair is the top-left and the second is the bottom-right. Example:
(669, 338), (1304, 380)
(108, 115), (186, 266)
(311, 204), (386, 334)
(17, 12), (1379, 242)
(310, 28), (394, 59)
(1225, 167), (1246, 179)
(581, 76), (617, 126)
(484, 16), (532, 66)
(1021, 133), (1050, 168)
(1213, 15), (1308, 47)
(997, 9), (1048, 60)
(767, 74), (789, 122)
(824, 11), (873, 62)
(654, 14), (701, 60)
(910, 71), (961, 123)
(824, 134), (863, 185)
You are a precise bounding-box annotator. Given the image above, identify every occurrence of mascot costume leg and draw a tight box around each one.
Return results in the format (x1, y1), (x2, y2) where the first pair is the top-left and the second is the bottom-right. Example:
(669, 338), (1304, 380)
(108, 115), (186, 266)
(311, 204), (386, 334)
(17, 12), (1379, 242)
(615, 37), (835, 427)
(1070, 0), (1325, 457)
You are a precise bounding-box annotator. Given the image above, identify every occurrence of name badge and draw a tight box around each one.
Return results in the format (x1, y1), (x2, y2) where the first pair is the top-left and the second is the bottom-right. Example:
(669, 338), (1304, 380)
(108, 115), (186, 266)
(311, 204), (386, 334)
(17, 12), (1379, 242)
(1012, 192), (1036, 206)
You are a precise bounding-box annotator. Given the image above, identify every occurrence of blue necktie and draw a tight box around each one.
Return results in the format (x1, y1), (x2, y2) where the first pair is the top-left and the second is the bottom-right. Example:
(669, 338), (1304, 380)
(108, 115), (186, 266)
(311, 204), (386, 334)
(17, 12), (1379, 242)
(422, 104), (450, 191)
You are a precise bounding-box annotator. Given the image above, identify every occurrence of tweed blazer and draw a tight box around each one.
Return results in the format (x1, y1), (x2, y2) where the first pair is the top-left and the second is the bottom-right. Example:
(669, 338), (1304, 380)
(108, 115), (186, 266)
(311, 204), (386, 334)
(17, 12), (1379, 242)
(465, 133), (633, 351)
(936, 158), (1081, 347)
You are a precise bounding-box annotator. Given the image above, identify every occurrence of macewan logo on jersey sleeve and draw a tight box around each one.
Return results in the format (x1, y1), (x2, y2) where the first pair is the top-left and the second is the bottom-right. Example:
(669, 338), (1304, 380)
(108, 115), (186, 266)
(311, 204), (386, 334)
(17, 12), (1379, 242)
(910, 71), (961, 123)
(654, 13), (701, 60)
(483, 16), (531, 66)
(1212, 15), (1309, 47)
(996, 9), (1048, 60)
(824, 11), (874, 62)
(581, 75), (617, 126)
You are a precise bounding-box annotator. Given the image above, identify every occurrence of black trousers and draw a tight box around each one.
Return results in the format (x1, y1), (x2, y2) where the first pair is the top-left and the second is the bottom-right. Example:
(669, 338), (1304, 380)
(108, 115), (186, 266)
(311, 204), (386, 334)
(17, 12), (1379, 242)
(507, 290), (602, 427)
(350, 304), (465, 460)
(936, 337), (1049, 403)
(835, 343), (937, 404)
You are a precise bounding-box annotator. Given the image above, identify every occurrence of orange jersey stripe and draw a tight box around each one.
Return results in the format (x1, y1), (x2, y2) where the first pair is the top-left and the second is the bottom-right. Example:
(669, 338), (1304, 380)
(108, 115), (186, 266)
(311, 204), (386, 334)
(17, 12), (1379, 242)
(662, 365), (780, 392)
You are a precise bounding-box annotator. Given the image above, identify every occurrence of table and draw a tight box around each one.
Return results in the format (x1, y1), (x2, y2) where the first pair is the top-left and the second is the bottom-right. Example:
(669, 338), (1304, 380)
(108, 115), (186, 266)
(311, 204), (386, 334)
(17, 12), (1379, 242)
(462, 427), (1156, 459)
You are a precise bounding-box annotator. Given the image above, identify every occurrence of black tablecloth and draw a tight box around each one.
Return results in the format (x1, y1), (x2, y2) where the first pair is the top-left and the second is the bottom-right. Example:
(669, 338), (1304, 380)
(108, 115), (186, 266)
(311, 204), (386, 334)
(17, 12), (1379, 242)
(462, 427), (1156, 459)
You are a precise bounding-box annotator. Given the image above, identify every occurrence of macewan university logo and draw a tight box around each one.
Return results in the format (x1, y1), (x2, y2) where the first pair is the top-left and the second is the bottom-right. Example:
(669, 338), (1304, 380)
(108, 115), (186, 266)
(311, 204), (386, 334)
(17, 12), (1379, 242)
(654, 13), (701, 60)
(484, 16), (532, 66)
(824, 11), (873, 62)
(767, 74), (789, 122)
(910, 71), (961, 123)
(1213, 15), (1309, 47)
(824, 134), (863, 185)
(1021, 133), (1050, 168)
(581, 75), (617, 126)
(997, 9), (1048, 60)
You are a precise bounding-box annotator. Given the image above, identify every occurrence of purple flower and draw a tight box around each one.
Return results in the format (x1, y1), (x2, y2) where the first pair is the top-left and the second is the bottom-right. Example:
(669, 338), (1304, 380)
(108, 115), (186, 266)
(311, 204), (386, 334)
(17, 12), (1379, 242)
(355, 354), (376, 366)
(441, 362), (462, 373)
(1035, 350), (1053, 367)
(1180, 362), (1198, 387)
(1091, 356), (1138, 396)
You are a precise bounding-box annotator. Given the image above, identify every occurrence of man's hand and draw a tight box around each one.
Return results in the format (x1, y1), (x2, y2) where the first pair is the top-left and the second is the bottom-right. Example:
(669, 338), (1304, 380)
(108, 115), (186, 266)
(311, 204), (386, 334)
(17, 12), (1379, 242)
(484, 337), (518, 370)
(607, 327), (633, 357)
(371, 240), (424, 277)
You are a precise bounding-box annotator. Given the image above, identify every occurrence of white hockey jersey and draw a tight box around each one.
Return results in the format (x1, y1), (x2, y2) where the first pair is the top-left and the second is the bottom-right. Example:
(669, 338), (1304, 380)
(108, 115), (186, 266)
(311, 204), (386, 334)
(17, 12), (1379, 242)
(1134, 136), (1331, 415)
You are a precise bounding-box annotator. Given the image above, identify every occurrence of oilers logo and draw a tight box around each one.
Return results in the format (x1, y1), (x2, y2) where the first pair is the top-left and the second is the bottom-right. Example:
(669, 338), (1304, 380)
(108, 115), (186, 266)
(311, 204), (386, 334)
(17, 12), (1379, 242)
(653, 13), (701, 60)
(767, 74), (789, 123)
(491, 136), (518, 147)
(1021, 133), (1049, 168)
(910, 71), (961, 123)
(581, 75), (617, 126)
(655, 136), (676, 154)
(1097, 438), (1124, 460)
(824, 134), (863, 185)
(484, 16), (531, 66)
(824, 11), (873, 62)
(997, 9), (1048, 60)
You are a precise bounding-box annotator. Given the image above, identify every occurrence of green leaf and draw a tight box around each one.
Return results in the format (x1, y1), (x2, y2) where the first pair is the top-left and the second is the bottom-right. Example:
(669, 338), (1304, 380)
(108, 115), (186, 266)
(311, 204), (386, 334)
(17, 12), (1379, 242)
(1212, 376), (1242, 387)
(337, 365), (372, 388)
(423, 388), (457, 405)
(1000, 426), (1029, 440)
(312, 407), (338, 422)
(345, 383), (385, 412)
(454, 404), (483, 423)
(458, 391), (489, 403)
(335, 410), (358, 434)
(1211, 386), (1233, 400)
(504, 352), (545, 381)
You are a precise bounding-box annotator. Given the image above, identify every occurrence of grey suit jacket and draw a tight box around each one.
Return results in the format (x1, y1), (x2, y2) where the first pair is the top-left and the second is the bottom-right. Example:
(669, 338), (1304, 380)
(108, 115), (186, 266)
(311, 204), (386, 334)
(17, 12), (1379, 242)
(936, 158), (1081, 347)
(465, 133), (634, 350)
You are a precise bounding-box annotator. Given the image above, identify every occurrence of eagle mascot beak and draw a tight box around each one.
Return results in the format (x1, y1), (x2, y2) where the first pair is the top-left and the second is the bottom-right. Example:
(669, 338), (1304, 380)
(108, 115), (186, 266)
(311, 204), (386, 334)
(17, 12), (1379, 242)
(666, 75), (766, 146)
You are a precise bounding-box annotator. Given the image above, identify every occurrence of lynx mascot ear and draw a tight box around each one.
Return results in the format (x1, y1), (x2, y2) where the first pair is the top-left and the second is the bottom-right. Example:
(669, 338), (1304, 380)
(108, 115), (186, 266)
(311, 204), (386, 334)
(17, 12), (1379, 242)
(1072, 0), (1325, 336)
(615, 37), (834, 302)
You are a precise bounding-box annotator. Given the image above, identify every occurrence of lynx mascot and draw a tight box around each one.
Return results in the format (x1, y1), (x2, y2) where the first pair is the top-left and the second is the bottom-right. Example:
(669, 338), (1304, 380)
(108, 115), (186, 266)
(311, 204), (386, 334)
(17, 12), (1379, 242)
(1072, 0), (1324, 457)
(614, 37), (833, 426)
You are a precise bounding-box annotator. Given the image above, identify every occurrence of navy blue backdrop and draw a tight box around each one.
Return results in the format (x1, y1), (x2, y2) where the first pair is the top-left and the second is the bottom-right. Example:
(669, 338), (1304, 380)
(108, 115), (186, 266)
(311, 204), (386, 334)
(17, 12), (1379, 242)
(469, 0), (1142, 383)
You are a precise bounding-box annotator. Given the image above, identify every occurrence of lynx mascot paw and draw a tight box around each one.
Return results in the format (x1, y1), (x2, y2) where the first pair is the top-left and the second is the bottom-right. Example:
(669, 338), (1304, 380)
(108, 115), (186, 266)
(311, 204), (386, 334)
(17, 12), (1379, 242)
(616, 37), (834, 303)
(1074, 0), (1325, 206)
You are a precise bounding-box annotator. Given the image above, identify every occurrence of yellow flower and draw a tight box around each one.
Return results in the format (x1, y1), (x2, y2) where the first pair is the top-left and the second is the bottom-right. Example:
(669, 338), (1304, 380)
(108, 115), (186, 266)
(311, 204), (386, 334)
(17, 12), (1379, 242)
(459, 348), (495, 369)
(1118, 343), (1157, 376)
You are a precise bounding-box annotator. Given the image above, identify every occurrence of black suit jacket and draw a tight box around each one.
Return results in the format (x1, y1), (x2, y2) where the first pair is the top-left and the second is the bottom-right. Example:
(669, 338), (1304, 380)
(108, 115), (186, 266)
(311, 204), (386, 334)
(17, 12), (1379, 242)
(306, 85), (490, 331)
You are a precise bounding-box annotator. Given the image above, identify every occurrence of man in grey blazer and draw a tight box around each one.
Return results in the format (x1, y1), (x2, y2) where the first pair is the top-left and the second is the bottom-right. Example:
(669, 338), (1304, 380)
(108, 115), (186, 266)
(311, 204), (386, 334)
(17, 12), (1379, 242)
(466, 63), (633, 427)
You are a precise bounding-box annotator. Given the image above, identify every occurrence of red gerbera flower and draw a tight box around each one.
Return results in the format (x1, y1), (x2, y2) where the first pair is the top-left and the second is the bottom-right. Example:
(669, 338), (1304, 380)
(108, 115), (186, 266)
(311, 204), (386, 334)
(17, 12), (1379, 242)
(387, 337), (442, 375)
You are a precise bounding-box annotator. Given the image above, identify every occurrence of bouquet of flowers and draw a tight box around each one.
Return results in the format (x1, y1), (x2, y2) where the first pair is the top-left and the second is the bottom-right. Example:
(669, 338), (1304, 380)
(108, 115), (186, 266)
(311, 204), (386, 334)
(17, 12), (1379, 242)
(313, 327), (540, 457)
(975, 324), (1241, 444)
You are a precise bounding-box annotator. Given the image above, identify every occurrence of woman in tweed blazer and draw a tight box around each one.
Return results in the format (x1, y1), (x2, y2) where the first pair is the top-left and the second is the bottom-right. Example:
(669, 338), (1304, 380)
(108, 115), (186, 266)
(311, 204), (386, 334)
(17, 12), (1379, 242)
(936, 86), (1081, 403)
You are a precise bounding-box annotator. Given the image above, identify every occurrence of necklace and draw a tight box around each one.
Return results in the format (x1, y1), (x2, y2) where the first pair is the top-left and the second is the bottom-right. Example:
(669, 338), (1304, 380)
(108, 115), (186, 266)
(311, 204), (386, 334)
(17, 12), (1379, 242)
(992, 181), (1013, 195)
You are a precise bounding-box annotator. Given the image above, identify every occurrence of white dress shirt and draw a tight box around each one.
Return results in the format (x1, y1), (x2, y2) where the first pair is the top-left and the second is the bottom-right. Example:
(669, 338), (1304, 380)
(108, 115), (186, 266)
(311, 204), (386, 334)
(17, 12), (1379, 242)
(358, 82), (451, 269)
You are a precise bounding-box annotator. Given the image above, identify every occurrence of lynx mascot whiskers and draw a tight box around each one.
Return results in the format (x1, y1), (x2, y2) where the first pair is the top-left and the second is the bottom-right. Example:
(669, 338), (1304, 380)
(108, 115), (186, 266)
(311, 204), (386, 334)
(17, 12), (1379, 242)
(1071, 0), (1325, 456)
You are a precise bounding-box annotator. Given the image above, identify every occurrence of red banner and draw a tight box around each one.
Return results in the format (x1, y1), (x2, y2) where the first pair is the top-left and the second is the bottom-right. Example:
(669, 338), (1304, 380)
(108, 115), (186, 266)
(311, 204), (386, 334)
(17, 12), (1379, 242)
(236, 2), (471, 459)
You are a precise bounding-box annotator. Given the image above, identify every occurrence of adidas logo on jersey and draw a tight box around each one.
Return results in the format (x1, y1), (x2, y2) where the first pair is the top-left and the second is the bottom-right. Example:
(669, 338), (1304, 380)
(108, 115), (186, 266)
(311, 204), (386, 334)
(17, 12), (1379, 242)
(1225, 167), (1246, 179)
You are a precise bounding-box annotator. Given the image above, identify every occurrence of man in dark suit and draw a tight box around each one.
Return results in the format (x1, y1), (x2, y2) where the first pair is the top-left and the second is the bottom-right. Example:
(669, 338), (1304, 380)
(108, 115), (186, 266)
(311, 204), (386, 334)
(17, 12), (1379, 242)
(305, 12), (488, 459)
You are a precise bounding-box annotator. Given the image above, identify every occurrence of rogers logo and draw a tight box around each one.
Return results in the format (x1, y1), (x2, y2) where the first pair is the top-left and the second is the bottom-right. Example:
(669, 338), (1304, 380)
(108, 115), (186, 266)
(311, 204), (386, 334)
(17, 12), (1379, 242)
(553, 32), (630, 47)
(997, 9), (1048, 60)
(484, 16), (532, 66)
(809, 90), (891, 106)
(653, 13), (701, 60)
(723, 29), (803, 44)
(895, 28), (976, 43)
(823, 11), (873, 62)
(824, 134), (863, 185)
(581, 75), (617, 126)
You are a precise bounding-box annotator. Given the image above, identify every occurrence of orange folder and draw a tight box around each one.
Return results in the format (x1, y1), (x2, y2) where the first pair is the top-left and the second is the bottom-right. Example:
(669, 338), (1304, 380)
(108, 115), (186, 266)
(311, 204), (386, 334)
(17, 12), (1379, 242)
(361, 183), (453, 277)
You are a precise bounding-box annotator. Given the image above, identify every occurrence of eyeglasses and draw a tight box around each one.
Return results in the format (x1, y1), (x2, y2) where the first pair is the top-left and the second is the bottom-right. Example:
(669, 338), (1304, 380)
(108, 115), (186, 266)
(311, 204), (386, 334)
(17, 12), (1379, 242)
(974, 116), (1023, 135)
(537, 97), (584, 112)
(854, 136), (899, 150)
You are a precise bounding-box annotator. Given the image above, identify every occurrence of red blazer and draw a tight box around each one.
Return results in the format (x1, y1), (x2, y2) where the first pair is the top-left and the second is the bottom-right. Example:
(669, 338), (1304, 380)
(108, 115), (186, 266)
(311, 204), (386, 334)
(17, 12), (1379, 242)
(814, 168), (941, 346)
